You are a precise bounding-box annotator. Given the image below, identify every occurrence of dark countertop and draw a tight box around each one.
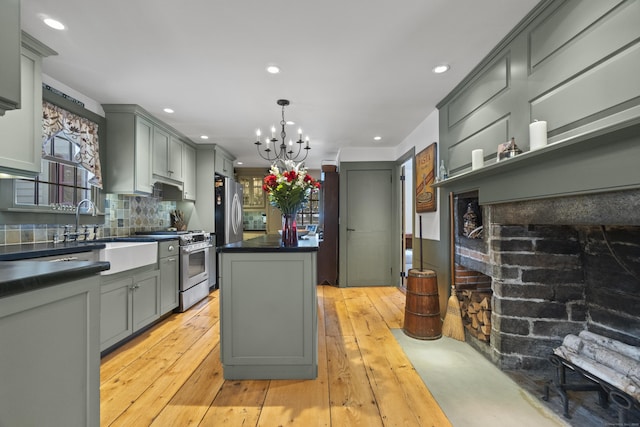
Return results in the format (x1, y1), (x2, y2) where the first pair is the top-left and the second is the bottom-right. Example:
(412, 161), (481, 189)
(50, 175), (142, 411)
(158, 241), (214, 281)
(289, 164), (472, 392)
(218, 234), (319, 253)
(0, 260), (111, 299)
(0, 236), (179, 261)
(0, 241), (107, 261)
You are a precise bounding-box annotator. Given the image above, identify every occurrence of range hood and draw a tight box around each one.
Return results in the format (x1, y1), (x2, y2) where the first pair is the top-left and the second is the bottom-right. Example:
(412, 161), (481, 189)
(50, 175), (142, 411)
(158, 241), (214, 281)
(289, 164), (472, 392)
(154, 181), (184, 201)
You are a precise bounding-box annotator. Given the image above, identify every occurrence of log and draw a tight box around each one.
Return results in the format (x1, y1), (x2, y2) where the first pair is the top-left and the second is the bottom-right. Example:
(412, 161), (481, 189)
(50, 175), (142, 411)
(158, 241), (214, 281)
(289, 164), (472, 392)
(480, 323), (491, 335)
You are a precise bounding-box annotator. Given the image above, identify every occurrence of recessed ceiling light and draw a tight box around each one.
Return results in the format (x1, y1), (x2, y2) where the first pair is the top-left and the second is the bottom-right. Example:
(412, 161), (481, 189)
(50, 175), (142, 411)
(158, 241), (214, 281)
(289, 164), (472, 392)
(266, 65), (280, 74)
(432, 64), (450, 74)
(374, 136), (382, 141)
(43, 18), (65, 30)
(200, 135), (209, 140)
(163, 108), (174, 114)
(236, 161), (244, 165)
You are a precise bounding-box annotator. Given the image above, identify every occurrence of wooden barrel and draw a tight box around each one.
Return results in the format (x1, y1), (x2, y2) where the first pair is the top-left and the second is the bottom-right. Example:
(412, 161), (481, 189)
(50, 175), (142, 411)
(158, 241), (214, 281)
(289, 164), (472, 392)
(403, 269), (442, 340)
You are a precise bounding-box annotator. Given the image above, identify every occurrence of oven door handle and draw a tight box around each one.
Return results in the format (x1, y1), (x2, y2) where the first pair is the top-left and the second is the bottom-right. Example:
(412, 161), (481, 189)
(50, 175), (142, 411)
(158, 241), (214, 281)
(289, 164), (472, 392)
(180, 244), (213, 254)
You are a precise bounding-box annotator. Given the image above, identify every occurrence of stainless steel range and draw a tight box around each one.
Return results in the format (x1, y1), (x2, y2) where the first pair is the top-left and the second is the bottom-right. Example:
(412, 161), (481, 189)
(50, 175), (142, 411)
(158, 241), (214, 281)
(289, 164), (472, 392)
(177, 231), (212, 311)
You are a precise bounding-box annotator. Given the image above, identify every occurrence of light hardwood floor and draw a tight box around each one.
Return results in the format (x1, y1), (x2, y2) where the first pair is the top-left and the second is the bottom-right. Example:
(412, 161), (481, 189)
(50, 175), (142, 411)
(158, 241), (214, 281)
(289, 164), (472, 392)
(100, 285), (452, 426)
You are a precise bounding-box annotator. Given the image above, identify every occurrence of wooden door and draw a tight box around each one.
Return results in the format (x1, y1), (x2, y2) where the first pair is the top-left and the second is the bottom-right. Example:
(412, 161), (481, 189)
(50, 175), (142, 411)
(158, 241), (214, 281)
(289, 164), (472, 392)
(345, 168), (393, 286)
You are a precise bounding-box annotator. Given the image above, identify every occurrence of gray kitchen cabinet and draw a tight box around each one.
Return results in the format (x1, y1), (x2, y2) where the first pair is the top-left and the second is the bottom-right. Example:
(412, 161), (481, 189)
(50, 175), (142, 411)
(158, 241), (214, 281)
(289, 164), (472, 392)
(0, 0), (21, 116)
(100, 266), (160, 351)
(103, 106), (154, 195)
(100, 276), (133, 349)
(0, 275), (100, 427)
(215, 147), (235, 177)
(182, 143), (197, 200)
(132, 269), (161, 331)
(153, 129), (183, 183)
(0, 33), (56, 177)
(159, 239), (179, 314)
(219, 249), (318, 379)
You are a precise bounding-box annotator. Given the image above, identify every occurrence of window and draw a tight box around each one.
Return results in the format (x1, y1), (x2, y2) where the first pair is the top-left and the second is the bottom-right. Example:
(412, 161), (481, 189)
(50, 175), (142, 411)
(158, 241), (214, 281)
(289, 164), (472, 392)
(15, 133), (91, 209)
(13, 100), (103, 211)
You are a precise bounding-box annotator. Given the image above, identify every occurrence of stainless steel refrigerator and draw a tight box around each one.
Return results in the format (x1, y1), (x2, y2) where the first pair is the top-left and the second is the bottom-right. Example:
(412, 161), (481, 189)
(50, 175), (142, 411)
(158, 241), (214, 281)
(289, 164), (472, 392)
(214, 175), (243, 246)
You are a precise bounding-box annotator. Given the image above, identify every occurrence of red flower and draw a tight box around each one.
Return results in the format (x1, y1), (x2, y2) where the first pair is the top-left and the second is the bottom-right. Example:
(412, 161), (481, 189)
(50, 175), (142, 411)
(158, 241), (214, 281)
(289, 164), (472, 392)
(263, 174), (277, 190)
(283, 170), (297, 182)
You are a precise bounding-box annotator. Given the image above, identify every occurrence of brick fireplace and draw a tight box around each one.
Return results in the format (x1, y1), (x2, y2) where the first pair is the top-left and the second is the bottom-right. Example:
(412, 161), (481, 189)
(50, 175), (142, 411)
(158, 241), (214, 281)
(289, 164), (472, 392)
(453, 189), (640, 370)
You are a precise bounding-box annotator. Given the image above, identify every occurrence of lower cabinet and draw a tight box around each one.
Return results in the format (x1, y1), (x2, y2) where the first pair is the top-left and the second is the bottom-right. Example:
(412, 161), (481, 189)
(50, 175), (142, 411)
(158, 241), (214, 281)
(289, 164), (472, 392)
(0, 276), (101, 427)
(159, 240), (179, 314)
(100, 267), (160, 351)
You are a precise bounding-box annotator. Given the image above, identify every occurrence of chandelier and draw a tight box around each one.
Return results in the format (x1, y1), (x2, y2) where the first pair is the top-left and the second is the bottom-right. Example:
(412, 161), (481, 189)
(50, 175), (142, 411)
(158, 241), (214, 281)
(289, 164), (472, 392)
(254, 99), (310, 162)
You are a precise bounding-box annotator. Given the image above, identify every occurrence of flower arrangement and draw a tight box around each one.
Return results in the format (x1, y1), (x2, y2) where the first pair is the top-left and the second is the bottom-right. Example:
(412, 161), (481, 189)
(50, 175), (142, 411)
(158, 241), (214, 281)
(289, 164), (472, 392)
(262, 160), (320, 214)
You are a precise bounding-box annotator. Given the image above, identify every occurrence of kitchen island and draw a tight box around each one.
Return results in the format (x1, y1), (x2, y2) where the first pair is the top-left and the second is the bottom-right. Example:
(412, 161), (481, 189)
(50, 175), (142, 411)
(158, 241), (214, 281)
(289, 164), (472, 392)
(217, 234), (318, 380)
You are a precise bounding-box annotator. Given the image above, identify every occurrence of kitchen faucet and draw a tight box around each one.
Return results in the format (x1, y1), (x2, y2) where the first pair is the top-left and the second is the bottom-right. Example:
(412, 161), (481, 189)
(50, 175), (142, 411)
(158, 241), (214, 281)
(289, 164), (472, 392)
(67, 198), (96, 241)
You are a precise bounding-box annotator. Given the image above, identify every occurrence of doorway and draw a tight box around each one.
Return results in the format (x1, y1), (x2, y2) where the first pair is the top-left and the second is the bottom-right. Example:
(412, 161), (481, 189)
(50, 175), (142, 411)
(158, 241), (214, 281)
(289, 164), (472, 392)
(401, 158), (413, 288)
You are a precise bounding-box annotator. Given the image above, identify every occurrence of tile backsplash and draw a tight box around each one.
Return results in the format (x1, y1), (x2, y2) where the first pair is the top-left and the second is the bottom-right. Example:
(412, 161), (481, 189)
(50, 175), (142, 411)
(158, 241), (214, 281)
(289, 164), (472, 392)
(0, 192), (176, 246)
(102, 193), (176, 237)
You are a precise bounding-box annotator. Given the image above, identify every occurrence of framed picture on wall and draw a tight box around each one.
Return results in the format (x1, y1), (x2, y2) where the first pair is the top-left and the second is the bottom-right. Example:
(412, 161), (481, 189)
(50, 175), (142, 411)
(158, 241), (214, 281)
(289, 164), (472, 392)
(415, 142), (437, 213)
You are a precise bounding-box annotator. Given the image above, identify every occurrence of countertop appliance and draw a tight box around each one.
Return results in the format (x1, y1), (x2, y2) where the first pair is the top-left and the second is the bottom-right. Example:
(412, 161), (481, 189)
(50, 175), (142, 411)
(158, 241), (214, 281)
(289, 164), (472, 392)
(214, 175), (243, 246)
(137, 230), (213, 312)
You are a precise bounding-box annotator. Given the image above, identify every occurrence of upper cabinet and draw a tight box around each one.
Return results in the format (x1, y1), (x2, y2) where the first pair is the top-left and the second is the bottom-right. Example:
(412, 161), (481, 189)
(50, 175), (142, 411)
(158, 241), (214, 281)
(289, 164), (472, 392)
(0, 33), (56, 178)
(0, 0), (21, 116)
(182, 143), (196, 201)
(153, 129), (183, 184)
(161, 142), (197, 201)
(214, 147), (235, 177)
(102, 107), (154, 195)
(103, 104), (197, 196)
(237, 168), (268, 209)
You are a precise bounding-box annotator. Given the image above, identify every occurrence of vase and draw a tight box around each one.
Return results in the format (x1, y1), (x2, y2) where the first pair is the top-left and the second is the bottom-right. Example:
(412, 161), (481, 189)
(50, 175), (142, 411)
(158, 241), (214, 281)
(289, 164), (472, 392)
(281, 212), (298, 247)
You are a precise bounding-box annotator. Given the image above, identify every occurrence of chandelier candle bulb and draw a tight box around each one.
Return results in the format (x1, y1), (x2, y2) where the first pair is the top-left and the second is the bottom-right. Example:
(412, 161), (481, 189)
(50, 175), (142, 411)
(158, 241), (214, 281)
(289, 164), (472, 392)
(472, 149), (484, 170)
(529, 120), (548, 151)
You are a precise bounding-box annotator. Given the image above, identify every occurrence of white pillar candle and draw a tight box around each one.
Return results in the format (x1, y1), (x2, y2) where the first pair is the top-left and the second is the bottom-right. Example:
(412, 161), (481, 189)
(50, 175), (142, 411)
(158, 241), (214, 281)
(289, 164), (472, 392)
(529, 120), (548, 151)
(472, 149), (484, 170)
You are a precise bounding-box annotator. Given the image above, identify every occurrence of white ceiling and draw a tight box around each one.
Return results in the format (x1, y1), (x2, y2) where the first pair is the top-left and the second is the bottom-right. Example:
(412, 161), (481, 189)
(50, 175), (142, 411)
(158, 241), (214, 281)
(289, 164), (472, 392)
(20, 0), (540, 170)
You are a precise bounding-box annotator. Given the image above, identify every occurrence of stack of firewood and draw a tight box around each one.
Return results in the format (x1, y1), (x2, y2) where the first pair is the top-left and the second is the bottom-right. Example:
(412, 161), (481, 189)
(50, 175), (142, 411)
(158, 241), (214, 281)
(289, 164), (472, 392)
(458, 289), (492, 342)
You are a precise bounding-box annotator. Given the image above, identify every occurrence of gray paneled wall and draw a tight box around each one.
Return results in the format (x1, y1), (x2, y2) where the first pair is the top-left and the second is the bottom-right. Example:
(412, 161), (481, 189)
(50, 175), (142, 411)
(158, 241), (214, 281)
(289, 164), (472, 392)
(439, 0), (640, 177)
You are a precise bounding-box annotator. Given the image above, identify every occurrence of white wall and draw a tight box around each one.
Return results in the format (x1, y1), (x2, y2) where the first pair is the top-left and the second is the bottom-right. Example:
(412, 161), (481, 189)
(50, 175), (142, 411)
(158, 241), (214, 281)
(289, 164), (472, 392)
(334, 109), (441, 240)
(337, 146), (396, 163)
(396, 109), (441, 241)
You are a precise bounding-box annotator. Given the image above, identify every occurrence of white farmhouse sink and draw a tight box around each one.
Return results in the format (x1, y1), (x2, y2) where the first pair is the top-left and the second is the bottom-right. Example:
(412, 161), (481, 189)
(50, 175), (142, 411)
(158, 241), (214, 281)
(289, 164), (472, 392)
(99, 241), (157, 275)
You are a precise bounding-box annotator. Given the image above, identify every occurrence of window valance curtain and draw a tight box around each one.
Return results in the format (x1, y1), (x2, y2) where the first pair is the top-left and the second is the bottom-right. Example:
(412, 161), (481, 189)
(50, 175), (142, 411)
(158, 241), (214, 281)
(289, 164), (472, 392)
(42, 101), (103, 188)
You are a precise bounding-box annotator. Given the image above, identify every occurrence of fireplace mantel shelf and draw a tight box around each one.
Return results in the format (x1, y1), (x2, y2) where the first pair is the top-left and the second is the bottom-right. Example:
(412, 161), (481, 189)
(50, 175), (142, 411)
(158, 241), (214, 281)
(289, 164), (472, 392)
(433, 111), (640, 190)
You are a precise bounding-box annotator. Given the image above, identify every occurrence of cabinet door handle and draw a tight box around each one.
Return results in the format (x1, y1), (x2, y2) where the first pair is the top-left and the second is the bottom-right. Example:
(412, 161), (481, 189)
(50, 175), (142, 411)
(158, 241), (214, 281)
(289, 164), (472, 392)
(347, 228), (356, 231)
(168, 245), (175, 252)
(167, 258), (176, 262)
